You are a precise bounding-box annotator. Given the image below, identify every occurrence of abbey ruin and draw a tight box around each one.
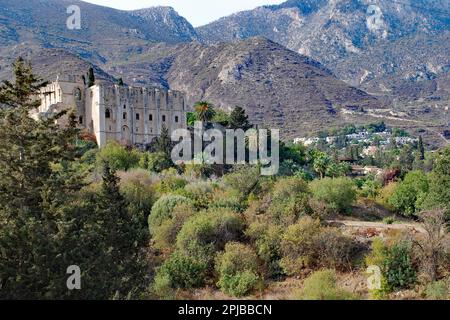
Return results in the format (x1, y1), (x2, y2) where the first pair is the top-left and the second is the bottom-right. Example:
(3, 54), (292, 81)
(37, 75), (188, 147)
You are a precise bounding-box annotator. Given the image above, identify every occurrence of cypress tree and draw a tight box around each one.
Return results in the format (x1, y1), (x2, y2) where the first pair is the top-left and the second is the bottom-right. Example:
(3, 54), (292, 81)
(418, 135), (425, 160)
(154, 125), (172, 157)
(87, 67), (95, 87)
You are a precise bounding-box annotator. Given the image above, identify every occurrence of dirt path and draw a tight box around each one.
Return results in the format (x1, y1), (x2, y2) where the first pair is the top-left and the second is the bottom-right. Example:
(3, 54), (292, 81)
(328, 220), (426, 234)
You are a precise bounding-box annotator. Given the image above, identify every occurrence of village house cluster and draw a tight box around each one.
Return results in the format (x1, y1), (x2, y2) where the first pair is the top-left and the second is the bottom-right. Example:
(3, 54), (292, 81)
(294, 129), (418, 155)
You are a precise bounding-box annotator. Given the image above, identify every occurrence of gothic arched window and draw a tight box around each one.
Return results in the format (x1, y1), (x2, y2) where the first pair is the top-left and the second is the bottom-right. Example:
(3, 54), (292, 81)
(74, 88), (82, 101)
(105, 109), (111, 119)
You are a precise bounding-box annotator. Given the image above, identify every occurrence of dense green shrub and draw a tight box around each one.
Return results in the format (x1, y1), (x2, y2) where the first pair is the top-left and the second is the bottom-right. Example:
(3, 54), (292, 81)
(222, 166), (260, 198)
(293, 269), (358, 300)
(97, 140), (140, 171)
(153, 203), (197, 251)
(360, 176), (382, 199)
(268, 177), (312, 226)
(365, 238), (389, 268)
(120, 170), (156, 215)
(384, 241), (417, 291)
(209, 188), (247, 213)
(148, 195), (193, 236)
(120, 171), (156, 240)
(366, 238), (417, 294)
(210, 195), (246, 213)
(80, 148), (99, 167)
(141, 151), (173, 173)
(155, 169), (188, 195)
(280, 217), (322, 275)
(389, 170), (429, 216)
(383, 217), (396, 225)
(246, 222), (284, 278)
(218, 271), (260, 298)
(420, 152), (450, 220)
(176, 209), (245, 265)
(280, 217), (356, 275)
(375, 182), (398, 211)
(183, 181), (215, 210)
(152, 272), (175, 300)
(215, 243), (259, 276)
(310, 177), (356, 214)
(215, 243), (261, 297)
(156, 251), (208, 289)
(183, 162), (215, 179)
(420, 172), (450, 222)
(425, 279), (449, 300)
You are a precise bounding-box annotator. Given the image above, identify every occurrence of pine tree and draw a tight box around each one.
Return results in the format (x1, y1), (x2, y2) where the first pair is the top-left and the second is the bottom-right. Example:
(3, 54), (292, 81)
(0, 57), (80, 213)
(96, 163), (147, 298)
(50, 163), (148, 299)
(87, 67), (95, 87)
(229, 106), (251, 130)
(0, 58), (83, 298)
(0, 58), (148, 299)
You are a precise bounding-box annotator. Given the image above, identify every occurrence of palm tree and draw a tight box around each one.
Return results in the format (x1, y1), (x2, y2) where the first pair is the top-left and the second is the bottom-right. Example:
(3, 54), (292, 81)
(194, 101), (216, 123)
(313, 152), (331, 179)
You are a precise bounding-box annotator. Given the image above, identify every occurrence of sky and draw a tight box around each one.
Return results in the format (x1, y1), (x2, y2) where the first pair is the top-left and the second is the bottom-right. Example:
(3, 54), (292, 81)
(83, 0), (285, 27)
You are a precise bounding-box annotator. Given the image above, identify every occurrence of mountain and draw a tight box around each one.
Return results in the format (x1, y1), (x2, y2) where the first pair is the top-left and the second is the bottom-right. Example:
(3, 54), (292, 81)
(0, 0), (448, 144)
(1, 38), (379, 139)
(0, 0), (198, 65)
(0, 48), (116, 83)
(130, 7), (198, 43)
(105, 37), (380, 138)
(197, 0), (450, 95)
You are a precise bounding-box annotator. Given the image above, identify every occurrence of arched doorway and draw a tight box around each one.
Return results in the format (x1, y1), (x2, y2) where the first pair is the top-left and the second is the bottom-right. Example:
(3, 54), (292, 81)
(122, 125), (131, 144)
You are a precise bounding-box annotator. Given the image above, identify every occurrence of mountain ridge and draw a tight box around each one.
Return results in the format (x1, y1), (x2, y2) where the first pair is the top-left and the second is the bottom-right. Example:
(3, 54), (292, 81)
(0, 0), (448, 144)
(196, 0), (450, 95)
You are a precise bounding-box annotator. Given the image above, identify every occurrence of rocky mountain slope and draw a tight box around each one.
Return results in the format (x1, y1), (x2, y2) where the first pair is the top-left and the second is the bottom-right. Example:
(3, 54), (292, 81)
(0, 0), (448, 143)
(0, 38), (381, 139)
(130, 7), (198, 43)
(0, 0), (198, 65)
(197, 0), (450, 95)
(106, 37), (380, 138)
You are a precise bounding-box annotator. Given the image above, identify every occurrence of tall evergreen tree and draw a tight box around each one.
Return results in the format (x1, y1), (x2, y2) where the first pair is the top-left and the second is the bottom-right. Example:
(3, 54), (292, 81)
(229, 106), (251, 130)
(56, 163), (148, 299)
(0, 58), (148, 299)
(87, 67), (95, 87)
(418, 135), (425, 161)
(0, 58), (81, 213)
(154, 125), (172, 157)
(96, 163), (147, 297)
(0, 58), (83, 299)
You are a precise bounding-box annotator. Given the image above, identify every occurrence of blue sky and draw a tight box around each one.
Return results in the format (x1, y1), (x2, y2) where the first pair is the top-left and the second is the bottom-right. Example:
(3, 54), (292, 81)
(83, 0), (285, 27)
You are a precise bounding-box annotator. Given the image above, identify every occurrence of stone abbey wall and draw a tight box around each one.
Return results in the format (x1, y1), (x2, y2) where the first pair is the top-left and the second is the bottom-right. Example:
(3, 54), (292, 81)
(38, 76), (187, 147)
